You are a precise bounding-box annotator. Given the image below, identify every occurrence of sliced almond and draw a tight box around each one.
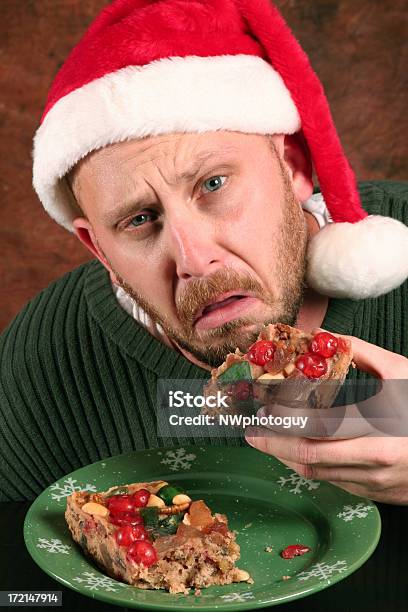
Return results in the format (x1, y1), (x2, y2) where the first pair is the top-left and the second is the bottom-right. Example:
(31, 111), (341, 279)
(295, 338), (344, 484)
(235, 569), (251, 581)
(172, 493), (191, 505)
(81, 502), (109, 517)
(146, 493), (166, 508)
(257, 372), (285, 380)
(284, 363), (296, 376)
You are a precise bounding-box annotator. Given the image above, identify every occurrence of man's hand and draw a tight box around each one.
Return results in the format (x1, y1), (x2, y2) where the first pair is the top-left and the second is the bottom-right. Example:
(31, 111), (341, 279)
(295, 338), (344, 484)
(245, 334), (408, 505)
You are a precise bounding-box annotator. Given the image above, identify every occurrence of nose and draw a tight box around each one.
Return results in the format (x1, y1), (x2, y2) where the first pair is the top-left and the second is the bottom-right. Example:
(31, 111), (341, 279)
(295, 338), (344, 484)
(164, 210), (225, 280)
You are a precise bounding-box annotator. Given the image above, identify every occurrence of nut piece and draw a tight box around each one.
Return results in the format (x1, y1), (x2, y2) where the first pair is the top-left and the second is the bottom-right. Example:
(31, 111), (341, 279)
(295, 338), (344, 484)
(82, 502), (109, 517)
(182, 513), (191, 525)
(235, 569), (251, 582)
(146, 494), (166, 508)
(172, 493), (192, 505)
(284, 363), (296, 376)
(160, 502), (190, 515)
(258, 372), (285, 380)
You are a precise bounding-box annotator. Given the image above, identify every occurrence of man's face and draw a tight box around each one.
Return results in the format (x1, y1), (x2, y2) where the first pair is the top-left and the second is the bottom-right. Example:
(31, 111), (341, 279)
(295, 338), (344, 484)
(71, 131), (308, 366)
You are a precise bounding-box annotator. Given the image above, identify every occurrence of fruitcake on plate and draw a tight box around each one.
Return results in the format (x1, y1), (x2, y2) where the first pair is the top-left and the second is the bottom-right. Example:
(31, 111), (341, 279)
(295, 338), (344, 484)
(65, 480), (252, 594)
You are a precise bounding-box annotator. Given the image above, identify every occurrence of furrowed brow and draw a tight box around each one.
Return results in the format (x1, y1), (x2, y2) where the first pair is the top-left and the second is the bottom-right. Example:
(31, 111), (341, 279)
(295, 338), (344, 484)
(101, 148), (238, 226)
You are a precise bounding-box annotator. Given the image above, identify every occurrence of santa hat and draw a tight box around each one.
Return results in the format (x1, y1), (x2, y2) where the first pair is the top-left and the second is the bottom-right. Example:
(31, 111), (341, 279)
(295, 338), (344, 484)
(32, 0), (408, 300)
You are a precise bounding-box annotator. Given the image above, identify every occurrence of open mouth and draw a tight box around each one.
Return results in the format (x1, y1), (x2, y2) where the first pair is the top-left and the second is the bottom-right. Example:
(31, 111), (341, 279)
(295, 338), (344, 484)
(193, 292), (259, 330)
(201, 295), (247, 316)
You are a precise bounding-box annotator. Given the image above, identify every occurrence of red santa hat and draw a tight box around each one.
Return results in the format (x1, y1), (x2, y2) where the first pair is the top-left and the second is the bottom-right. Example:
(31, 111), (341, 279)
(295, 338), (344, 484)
(32, 0), (408, 299)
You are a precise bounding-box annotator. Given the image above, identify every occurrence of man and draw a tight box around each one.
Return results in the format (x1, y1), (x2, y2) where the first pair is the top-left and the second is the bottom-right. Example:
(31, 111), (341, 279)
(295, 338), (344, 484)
(1, 0), (407, 505)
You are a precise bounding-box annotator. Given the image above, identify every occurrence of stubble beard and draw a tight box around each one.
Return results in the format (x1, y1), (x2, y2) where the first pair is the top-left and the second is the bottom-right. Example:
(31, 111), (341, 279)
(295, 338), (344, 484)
(106, 168), (308, 368)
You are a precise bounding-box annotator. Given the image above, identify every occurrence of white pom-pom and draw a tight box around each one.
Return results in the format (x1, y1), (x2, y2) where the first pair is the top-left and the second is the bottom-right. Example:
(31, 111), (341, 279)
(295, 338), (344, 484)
(306, 215), (408, 299)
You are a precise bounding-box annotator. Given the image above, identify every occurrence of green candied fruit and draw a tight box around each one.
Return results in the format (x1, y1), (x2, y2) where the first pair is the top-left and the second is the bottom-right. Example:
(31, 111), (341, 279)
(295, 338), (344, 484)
(139, 506), (159, 528)
(157, 484), (185, 506)
(156, 513), (183, 536)
(105, 486), (129, 498)
(218, 361), (252, 383)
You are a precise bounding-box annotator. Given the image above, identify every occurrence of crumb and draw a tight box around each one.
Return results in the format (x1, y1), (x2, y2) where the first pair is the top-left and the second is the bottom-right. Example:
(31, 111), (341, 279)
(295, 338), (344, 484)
(351, 360), (357, 368)
(264, 546), (273, 553)
(194, 589), (201, 596)
(282, 575), (291, 581)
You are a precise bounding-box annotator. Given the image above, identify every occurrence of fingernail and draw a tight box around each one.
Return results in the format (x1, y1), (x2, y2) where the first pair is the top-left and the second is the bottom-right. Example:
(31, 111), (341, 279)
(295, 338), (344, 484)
(245, 431), (257, 447)
(245, 435), (255, 447)
(245, 427), (257, 439)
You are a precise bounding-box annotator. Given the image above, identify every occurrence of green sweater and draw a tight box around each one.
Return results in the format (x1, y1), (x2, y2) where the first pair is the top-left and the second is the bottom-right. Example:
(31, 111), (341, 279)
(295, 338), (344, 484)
(1, 181), (407, 502)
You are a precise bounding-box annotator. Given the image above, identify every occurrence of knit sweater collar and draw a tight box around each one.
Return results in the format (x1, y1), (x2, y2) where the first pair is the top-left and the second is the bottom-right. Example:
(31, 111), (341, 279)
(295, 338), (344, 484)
(84, 260), (359, 378)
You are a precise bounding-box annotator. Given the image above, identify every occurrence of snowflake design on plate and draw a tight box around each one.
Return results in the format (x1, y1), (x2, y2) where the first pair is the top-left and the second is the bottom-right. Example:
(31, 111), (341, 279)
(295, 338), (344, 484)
(36, 538), (71, 554)
(160, 448), (196, 471)
(49, 477), (97, 501)
(277, 469), (320, 494)
(219, 591), (255, 603)
(297, 560), (347, 581)
(73, 571), (127, 592)
(337, 503), (374, 522)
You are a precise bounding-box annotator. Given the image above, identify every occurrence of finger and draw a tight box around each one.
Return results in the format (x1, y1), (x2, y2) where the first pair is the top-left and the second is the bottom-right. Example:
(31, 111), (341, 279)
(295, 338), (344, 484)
(245, 427), (385, 467)
(256, 404), (342, 438)
(275, 457), (379, 484)
(257, 402), (373, 439)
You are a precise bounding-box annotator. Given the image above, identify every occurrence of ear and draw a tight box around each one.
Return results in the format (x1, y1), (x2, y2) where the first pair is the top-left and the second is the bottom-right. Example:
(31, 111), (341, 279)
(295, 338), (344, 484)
(272, 132), (314, 203)
(72, 217), (119, 283)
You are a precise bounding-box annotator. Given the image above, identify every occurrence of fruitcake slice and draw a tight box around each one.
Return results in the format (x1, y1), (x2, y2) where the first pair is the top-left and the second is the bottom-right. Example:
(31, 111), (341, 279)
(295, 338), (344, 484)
(65, 480), (252, 595)
(209, 323), (353, 410)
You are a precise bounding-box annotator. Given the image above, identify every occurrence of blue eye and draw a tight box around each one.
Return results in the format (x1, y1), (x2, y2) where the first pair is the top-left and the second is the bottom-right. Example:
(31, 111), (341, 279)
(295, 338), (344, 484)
(129, 212), (157, 228)
(202, 176), (226, 193)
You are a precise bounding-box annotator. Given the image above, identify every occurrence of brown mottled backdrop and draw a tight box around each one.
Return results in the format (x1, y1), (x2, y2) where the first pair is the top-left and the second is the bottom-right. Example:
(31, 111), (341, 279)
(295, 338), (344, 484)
(0, 0), (407, 331)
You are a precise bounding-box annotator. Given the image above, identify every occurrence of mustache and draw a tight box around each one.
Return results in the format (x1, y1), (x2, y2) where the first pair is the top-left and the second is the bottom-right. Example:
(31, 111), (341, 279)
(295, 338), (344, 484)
(175, 267), (269, 326)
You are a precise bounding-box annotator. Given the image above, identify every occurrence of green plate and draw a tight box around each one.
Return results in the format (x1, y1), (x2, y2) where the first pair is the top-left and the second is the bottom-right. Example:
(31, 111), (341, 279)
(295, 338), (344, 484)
(24, 445), (381, 610)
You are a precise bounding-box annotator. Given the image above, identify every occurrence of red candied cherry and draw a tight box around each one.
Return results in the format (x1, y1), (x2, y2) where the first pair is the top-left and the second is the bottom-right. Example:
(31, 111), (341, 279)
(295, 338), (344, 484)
(310, 332), (338, 358)
(295, 353), (327, 378)
(115, 524), (149, 547)
(280, 544), (311, 559)
(109, 512), (144, 527)
(231, 381), (252, 401)
(247, 341), (275, 366)
(127, 540), (158, 567)
(106, 494), (136, 514)
(132, 489), (150, 508)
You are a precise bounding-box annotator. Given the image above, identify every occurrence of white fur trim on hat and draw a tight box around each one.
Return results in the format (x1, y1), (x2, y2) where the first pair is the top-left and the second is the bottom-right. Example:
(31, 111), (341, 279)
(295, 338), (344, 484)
(32, 54), (301, 232)
(306, 215), (408, 299)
